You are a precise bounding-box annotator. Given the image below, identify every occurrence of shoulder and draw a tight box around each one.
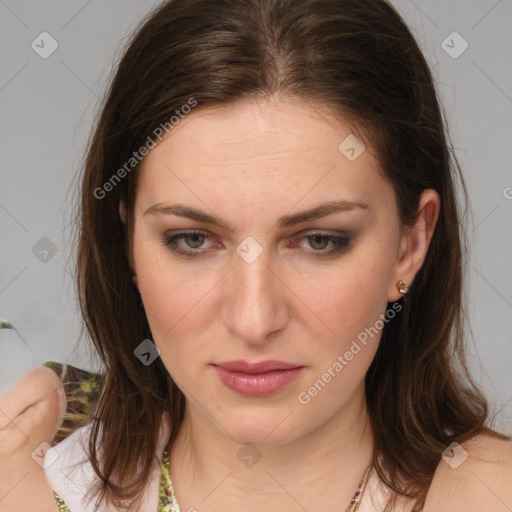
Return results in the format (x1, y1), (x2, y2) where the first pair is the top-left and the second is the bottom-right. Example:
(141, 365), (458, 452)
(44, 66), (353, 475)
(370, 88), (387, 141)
(424, 431), (512, 512)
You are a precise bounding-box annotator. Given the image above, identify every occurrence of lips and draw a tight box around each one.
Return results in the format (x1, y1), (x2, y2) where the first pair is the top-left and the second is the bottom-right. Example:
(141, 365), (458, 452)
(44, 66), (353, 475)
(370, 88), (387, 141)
(213, 360), (302, 373)
(211, 360), (305, 396)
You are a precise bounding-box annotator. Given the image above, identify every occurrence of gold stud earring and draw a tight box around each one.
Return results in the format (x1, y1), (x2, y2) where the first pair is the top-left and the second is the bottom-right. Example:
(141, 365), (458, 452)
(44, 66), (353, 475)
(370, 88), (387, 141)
(397, 280), (408, 295)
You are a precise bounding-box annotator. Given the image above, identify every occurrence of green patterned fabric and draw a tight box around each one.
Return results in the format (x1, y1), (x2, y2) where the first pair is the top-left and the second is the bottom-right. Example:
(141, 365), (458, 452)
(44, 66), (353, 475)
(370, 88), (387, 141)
(52, 491), (71, 512)
(43, 361), (101, 444)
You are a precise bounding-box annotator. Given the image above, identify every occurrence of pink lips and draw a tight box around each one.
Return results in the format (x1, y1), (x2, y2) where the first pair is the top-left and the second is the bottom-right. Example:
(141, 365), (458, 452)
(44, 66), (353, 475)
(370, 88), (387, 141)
(212, 360), (305, 396)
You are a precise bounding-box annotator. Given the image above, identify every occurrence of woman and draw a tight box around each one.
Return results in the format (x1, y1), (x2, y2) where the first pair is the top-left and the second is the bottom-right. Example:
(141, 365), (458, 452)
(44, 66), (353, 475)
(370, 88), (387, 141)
(1, 0), (511, 510)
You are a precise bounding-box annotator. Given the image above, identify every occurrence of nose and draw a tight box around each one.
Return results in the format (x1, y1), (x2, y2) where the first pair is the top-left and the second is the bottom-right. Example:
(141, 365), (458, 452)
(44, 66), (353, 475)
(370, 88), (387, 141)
(222, 243), (290, 346)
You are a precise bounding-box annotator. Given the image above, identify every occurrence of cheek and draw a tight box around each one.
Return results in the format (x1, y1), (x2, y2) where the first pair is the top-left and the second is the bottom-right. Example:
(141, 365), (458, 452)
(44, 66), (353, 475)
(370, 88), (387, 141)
(134, 245), (220, 365)
(292, 262), (392, 408)
(292, 255), (392, 348)
(139, 265), (207, 339)
(136, 266), (209, 386)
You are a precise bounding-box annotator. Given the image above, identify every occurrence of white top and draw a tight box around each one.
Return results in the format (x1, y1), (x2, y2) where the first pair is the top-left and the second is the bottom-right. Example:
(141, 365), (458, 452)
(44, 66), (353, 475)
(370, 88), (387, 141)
(44, 422), (165, 512)
(45, 421), (414, 512)
(45, 423), (106, 511)
(359, 467), (414, 512)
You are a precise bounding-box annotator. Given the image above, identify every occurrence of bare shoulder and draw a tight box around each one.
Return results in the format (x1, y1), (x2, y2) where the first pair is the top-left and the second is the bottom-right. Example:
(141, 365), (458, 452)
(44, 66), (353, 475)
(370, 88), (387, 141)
(424, 431), (512, 512)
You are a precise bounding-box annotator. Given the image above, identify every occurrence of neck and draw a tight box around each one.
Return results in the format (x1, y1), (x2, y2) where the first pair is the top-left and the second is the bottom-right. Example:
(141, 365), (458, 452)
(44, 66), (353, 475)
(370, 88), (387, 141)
(168, 381), (374, 511)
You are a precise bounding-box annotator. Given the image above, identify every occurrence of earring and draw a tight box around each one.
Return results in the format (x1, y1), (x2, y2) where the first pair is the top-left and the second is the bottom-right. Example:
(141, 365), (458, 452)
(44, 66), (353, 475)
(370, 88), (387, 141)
(397, 280), (408, 295)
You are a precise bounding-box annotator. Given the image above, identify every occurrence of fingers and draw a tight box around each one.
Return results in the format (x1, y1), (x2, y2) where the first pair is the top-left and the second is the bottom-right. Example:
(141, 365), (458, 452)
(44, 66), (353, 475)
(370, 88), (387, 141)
(0, 366), (65, 426)
(0, 366), (66, 456)
(0, 366), (68, 511)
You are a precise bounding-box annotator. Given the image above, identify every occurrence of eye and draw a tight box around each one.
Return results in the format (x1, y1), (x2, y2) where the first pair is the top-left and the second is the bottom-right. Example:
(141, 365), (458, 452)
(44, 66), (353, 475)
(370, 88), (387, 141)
(162, 230), (214, 257)
(162, 230), (352, 259)
(293, 232), (352, 258)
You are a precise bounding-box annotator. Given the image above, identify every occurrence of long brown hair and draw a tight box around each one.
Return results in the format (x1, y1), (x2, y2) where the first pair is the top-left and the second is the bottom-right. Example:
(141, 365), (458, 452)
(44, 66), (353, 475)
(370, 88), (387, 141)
(70, 0), (509, 510)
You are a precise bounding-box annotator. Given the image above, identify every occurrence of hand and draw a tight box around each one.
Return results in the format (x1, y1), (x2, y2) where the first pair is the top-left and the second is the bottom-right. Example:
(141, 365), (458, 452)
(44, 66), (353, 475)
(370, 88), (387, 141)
(0, 366), (67, 511)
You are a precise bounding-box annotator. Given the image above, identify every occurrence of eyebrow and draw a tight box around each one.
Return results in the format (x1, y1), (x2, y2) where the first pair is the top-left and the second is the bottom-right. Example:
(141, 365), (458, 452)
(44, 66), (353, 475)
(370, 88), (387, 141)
(143, 199), (369, 230)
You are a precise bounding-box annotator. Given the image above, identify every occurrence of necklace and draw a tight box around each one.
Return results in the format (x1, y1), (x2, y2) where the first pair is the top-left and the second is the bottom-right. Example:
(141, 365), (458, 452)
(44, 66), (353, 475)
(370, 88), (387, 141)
(159, 450), (373, 512)
(53, 452), (372, 511)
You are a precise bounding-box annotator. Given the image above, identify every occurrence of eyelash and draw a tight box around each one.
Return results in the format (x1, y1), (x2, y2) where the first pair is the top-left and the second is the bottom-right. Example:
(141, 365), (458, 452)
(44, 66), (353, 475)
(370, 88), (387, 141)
(162, 230), (352, 259)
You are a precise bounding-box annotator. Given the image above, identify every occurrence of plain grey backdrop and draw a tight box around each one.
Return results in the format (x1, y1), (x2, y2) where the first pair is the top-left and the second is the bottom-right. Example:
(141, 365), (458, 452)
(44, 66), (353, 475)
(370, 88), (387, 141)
(1, 0), (511, 432)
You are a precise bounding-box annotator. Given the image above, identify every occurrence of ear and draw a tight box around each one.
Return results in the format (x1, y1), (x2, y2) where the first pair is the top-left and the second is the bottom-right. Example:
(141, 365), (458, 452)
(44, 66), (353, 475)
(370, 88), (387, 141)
(388, 188), (440, 302)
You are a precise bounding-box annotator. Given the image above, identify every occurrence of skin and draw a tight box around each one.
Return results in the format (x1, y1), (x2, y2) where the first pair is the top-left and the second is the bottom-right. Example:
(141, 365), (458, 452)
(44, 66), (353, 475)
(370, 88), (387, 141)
(118, 94), (440, 511)
(2, 95), (510, 512)
(0, 366), (67, 512)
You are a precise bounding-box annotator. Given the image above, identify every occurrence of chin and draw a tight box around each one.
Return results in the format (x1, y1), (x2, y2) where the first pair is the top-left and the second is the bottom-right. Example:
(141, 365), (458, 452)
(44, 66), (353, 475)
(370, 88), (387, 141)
(217, 410), (304, 448)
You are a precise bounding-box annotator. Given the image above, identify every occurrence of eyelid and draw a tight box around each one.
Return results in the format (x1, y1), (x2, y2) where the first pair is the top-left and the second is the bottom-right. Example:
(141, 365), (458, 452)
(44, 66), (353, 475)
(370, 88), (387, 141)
(162, 229), (353, 259)
(163, 228), (350, 243)
(293, 228), (351, 238)
(163, 228), (350, 239)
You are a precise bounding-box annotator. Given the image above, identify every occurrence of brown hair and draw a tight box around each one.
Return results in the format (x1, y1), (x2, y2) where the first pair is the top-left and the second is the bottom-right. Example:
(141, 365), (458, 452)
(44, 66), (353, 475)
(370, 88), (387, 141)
(71, 0), (509, 510)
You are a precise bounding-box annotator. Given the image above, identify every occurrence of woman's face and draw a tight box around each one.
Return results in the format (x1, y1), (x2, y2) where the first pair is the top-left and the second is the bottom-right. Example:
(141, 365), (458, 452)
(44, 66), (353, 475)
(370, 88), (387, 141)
(124, 96), (427, 447)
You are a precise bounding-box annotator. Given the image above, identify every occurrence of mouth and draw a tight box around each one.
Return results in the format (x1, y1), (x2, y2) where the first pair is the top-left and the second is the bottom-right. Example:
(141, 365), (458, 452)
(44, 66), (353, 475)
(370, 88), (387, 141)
(211, 360), (305, 396)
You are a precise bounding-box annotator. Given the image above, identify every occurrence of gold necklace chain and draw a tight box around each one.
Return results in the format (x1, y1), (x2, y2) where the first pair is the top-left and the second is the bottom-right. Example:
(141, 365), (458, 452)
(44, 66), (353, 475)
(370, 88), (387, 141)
(345, 463), (373, 512)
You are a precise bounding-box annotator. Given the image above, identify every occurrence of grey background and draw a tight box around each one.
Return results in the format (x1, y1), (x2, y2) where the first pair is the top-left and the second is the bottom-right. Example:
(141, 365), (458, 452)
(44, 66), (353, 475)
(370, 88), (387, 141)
(1, 1), (511, 432)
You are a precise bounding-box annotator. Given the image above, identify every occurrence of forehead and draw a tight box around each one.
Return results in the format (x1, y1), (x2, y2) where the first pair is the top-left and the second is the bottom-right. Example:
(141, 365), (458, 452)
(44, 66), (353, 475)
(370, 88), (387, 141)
(136, 96), (389, 210)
